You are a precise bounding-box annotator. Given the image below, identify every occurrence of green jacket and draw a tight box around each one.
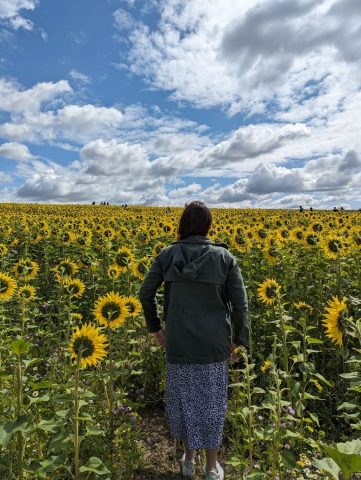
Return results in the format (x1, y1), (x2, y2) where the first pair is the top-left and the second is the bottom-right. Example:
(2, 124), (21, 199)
(139, 235), (249, 364)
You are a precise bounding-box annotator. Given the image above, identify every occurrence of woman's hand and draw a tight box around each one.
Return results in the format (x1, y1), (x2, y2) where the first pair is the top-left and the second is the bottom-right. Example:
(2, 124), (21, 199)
(230, 343), (239, 364)
(152, 328), (166, 348)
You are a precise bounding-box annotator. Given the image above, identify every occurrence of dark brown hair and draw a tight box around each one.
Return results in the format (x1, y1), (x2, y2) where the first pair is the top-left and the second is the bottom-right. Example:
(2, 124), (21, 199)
(177, 200), (212, 240)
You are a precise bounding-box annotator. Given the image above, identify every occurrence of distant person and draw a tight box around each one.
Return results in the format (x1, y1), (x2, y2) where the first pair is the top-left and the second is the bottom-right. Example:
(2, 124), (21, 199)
(299, 205), (304, 212)
(310, 207), (313, 211)
(333, 206), (339, 212)
(139, 200), (249, 480)
(166, 207), (171, 214)
(92, 201), (96, 205)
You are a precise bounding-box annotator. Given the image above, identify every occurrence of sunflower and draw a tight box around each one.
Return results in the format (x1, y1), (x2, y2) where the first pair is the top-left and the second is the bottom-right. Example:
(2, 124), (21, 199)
(261, 359), (272, 373)
(322, 296), (347, 347)
(294, 301), (312, 312)
(53, 258), (79, 277)
(12, 258), (40, 281)
(62, 277), (86, 298)
(303, 230), (320, 248)
(107, 264), (121, 279)
(124, 295), (142, 318)
(132, 257), (149, 280)
(17, 284), (36, 302)
(0, 244), (8, 256)
(152, 242), (166, 256)
(93, 292), (129, 329)
(263, 242), (281, 264)
(113, 247), (134, 272)
(68, 323), (108, 368)
(321, 236), (344, 260)
(290, 228), (305, 244)
(257, 279), (281, 305)
(59, 230), (76, 245)
(0, 272), (17, 301)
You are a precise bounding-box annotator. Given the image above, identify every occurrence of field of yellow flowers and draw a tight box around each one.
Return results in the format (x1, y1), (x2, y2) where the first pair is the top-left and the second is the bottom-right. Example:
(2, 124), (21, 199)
(0, 203), (360, 480)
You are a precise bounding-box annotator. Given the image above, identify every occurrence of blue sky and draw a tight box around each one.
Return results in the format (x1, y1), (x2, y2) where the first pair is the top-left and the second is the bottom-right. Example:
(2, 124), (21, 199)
(0, 0), (360, 208)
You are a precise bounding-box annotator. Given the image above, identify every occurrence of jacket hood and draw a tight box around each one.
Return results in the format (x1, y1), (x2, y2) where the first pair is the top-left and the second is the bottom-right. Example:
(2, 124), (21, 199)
(172, 242), (212, 280)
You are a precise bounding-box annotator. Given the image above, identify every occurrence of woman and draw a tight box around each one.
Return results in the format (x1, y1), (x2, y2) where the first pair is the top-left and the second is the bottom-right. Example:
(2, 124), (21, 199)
(139, 201), (249, 480)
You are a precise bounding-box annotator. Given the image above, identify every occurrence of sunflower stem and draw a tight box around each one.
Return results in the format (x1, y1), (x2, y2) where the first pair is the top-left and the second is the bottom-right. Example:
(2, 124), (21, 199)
(16, 351), (24, 480)
(74, 356), (81, 480)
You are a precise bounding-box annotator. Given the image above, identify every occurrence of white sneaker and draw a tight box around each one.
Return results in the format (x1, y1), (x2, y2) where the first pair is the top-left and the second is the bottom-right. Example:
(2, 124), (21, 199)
(205, 461), (224, 480)
(180, 452), (196, 478)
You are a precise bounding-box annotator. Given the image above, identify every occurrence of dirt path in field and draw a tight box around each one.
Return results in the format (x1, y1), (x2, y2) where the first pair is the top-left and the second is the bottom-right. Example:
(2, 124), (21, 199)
(133, 406), (237, 480)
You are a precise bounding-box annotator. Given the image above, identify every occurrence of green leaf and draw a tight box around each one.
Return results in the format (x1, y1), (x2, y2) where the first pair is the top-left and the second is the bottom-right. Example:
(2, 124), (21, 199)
(309, 412), (320, 427)
(337, 402), (358, 411)
(307, 338), (324, 344)
(0, 416), (29, 447)
(27, 454), (67, 475)
(280, 450), (297, 469)
(325, 445), (361, 476)
(79, 457), (110, 475)
(252, 387), (266, 394)
(335, 439), (361, 455)
(37, 418), (61, 433)
(29, 380), (55, 390)
(48, 431), (72, 453)
(313, 457), (340, 480)
(29, 394), (50, 405)
(11, 338), (31, 355)
(85, 425), (104, 436)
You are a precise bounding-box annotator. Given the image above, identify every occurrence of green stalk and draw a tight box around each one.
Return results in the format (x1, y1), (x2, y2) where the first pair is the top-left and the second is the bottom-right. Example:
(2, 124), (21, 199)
(244, 351), (254, 473)
(16, 352), (24, 480)
(74, 357), (81, 480)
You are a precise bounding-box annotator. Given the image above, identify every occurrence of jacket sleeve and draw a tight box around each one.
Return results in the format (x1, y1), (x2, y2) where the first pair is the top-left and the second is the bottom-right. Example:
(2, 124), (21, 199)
(139, 256), (164, 333)
(225, 255), (249, 349)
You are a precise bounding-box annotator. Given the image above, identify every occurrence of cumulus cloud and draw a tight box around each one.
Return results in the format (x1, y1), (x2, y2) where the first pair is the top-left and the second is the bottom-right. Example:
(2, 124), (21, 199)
(69, 70), (90, 84)
(246, 164), (304, 194)
(201, 123), (309, 168)
(113, 8), (136, 30)
(0, 78), (72, 114)
(0, 0), (37, 19)
(0, 142), (33, 161)
(123, 0), (361, 123)
(81, 139), (148, 176)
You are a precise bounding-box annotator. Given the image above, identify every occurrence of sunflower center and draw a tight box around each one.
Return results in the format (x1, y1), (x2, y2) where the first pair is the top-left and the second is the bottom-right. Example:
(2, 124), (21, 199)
(21, 289), (31, 298)
(126, 302), (135, 313)
(266, 285), (277, 299)
(306, 234), (318, 246)
(101, 302), (121, 321)
(73, 336), (95, 358)
(137, 262), (147, 274)
(258, 229), (267, 239)
(60, 263), (73, 275)
(312, 223), (323, 232)
(115, 253), (130, 267)
(268, 247), (279, 258)
(235, 234), (246, 246)
(0, 279), (9, 293)
(296, 231), (304, 240)
(328, 239), (341, 253)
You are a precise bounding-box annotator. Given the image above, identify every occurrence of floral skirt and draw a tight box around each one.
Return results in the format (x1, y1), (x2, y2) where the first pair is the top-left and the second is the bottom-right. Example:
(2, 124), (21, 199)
(164, 360), (229, 450)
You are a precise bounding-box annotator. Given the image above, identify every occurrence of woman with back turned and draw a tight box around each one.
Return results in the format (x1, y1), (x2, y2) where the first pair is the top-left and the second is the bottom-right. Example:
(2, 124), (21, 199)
(139, 200), (249, 480)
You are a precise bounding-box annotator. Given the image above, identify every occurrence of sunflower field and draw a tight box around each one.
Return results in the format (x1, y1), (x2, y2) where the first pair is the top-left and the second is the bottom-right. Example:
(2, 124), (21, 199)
(0, 203), (360, 480)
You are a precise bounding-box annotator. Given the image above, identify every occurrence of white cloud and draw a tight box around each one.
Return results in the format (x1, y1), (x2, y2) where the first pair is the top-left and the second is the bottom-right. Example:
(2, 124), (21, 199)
(0, 78), (72, 113)
(9, 15), (33, 30)
(124, 0), (361, 122)
(69, 70), (90, 84)
(0, 172), (12, 183)
(0, 142), (33, 161)
(0, 0), (38, 32)
(0, 0), (37, 20)
(113, 8), (136, 30)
